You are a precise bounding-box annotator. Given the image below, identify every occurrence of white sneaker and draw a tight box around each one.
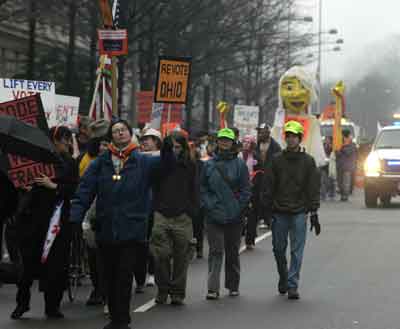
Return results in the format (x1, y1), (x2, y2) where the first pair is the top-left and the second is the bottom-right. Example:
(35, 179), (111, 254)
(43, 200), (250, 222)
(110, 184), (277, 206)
(259, 220), (268, 229)
(146, 275), (155, 287)
(103, 304), (109, 316)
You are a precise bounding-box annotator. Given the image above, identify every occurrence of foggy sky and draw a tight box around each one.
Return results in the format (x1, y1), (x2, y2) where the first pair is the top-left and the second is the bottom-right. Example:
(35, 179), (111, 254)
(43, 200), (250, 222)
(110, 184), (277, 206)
(306, 0), (400, 85)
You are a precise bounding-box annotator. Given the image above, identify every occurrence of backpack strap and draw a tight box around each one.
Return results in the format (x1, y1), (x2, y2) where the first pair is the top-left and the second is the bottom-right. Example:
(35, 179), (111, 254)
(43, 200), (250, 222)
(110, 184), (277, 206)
(215, 161), (237, 193)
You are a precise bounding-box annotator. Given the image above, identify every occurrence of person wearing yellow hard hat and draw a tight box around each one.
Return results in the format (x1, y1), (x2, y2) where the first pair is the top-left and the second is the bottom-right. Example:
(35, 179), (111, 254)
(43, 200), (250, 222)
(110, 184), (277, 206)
(200, 128), (251, 300)
(262, 120), (321, 300)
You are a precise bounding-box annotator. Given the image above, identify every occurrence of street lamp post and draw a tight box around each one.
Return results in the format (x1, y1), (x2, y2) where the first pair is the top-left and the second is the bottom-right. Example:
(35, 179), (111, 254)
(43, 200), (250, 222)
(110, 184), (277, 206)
(317, 0), (322, 115)
(307, 46), (341, 59)
(286, 4), (313, 70)
(287, 2), (292, 69)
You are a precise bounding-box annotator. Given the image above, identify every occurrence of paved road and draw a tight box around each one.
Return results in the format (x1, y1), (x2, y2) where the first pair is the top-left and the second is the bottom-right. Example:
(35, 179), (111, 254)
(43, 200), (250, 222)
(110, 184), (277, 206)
(1, 191), (400, 329)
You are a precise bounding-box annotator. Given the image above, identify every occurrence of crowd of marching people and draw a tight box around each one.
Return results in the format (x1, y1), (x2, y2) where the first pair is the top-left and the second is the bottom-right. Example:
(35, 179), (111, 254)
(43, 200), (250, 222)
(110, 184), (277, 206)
(0, 116), (324, 329)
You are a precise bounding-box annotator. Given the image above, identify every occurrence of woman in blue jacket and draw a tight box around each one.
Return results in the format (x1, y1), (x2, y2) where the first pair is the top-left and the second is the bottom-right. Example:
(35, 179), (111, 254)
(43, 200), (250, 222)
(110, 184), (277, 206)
(70, 120), (174, 329)
(201, 128), (251, 300)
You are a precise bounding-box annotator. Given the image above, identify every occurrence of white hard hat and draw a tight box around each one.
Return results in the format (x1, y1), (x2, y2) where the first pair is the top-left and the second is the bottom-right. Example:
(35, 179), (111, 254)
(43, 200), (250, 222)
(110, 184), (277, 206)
(143, 128), (162, 140)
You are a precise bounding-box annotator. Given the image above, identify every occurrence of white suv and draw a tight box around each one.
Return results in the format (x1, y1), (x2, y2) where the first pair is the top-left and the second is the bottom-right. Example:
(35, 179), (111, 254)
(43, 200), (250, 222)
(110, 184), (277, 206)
(364, 125), (400, 207)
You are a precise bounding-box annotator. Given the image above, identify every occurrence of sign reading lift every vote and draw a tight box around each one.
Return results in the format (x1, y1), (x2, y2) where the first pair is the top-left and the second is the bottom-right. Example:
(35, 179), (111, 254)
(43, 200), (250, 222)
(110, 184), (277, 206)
(154, 56), (192, 104)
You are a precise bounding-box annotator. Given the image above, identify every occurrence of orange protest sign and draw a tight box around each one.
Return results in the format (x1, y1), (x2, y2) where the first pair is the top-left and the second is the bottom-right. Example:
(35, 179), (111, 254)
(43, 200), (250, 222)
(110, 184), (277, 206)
(154, 56), (192, 104)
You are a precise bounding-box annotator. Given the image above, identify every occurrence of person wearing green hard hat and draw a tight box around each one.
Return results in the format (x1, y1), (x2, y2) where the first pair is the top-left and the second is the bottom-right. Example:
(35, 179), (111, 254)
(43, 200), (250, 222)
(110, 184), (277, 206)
(200, 128), (251, 300)
(284, 120), (304, 150)
(262, 120), (321, 300)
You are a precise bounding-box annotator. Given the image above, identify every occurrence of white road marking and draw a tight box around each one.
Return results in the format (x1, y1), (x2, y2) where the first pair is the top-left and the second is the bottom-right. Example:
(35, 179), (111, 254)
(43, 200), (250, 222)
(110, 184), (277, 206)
(134, 299), (156, 313)
(133, 230), (272, 313)
(239, 231), (272, 253)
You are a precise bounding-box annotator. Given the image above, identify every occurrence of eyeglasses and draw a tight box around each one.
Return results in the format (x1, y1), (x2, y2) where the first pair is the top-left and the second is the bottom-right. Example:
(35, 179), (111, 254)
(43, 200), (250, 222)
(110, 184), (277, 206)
(112, 127), (129, 134)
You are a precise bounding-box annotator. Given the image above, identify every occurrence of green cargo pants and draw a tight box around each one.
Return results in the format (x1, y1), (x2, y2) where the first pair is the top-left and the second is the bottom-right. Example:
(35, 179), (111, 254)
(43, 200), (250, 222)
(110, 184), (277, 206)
(150, 212), (193, 298)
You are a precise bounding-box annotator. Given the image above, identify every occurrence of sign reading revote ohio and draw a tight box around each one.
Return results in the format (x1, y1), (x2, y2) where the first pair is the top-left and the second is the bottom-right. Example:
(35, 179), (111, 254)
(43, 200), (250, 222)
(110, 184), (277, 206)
(98, 29), (128, 56)
(0, 78), (56, 126)
(234, 105), (260, 138)
(154, 56), (192, 104)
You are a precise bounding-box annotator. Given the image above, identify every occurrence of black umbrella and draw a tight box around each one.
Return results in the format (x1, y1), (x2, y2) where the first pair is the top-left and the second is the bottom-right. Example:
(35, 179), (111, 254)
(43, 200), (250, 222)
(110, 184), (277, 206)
(0, 115), (60, 163)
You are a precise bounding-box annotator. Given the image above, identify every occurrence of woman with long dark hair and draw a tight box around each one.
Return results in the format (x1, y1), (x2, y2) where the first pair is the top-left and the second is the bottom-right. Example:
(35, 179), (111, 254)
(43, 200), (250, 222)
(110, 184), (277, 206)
(150, 132), (199, 305)
(11, 126), (79, 320)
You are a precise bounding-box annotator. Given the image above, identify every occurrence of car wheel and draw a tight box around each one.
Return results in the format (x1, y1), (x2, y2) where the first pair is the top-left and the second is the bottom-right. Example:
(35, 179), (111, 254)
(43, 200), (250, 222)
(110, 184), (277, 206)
(365, 186), (378, 208)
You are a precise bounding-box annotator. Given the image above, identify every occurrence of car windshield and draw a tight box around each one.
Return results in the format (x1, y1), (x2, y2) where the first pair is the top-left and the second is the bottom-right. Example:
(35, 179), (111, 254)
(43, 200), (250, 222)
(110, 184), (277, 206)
(320, 124), (355, 137)
(375, 130), (400, 149)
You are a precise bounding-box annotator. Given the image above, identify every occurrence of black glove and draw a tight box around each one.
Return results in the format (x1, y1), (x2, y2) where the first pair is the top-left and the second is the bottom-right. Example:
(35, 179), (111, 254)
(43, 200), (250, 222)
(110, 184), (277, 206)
(310, 212), (321, 236)
(162, 135), (174, 153)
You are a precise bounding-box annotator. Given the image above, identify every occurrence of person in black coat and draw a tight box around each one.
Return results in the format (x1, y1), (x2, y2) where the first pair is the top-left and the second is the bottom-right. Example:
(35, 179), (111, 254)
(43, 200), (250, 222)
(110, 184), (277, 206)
(150, 132), (199, 305)
(0, 169), (18, 220)
(0, 169), (18, 262)
(11, 126), (79, 320)
(246, 123), (282, 249)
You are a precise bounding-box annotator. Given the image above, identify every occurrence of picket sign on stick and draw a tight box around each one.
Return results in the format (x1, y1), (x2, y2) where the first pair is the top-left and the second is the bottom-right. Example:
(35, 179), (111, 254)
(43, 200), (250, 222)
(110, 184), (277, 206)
(167, 103), (172, 134)
(89, 55), (107, 118)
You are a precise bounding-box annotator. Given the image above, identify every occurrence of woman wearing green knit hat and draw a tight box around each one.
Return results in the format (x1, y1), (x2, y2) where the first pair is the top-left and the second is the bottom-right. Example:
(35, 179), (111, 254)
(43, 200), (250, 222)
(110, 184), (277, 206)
(200, 128), (251, 300)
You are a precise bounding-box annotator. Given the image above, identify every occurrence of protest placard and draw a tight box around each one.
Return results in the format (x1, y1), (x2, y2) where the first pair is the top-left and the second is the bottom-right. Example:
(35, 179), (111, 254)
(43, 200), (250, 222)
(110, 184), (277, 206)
(150, 103), (164, 129)
(0, 78), (56, 127)
(0, 95), (56, 188)
(98, 29), (128, 56)
(154, 57), (191, 104)
(54, 95), (80, 129)
(233, 105), (260, 138)
(136, 91), (183, 126)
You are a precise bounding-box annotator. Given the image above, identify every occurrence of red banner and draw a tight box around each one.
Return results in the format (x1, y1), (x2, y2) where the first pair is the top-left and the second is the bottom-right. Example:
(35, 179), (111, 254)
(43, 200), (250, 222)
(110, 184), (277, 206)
(136, 91), (183, 125)
(0, 95), (56, 188)
(136, 91), (153, 123)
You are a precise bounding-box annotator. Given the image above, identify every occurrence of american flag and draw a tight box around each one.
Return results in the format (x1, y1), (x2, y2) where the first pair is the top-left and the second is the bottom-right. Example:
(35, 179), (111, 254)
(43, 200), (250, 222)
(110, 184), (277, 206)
(89, 55), (113, 121)
(89, 0), (121, 121)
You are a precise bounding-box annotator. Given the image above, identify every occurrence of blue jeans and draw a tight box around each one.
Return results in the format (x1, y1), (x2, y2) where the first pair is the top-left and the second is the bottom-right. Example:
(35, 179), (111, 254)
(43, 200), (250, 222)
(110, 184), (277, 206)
(271, 212), (307, 289)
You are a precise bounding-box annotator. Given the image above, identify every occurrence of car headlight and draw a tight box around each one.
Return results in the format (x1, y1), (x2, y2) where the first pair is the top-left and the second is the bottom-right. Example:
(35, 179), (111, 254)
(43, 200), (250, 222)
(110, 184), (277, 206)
(364, 153), (381, 177)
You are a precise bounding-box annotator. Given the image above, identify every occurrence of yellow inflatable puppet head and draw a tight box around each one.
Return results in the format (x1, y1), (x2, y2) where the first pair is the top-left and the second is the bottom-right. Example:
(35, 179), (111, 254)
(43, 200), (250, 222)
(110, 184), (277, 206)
(279, 66), (317, 114)
(272, 66), (326, 167)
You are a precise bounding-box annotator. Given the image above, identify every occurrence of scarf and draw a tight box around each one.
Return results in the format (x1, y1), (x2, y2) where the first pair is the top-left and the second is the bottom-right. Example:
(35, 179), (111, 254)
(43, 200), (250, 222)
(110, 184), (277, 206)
(108, 143), (137, 161)
(108, 143), (138, 175)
